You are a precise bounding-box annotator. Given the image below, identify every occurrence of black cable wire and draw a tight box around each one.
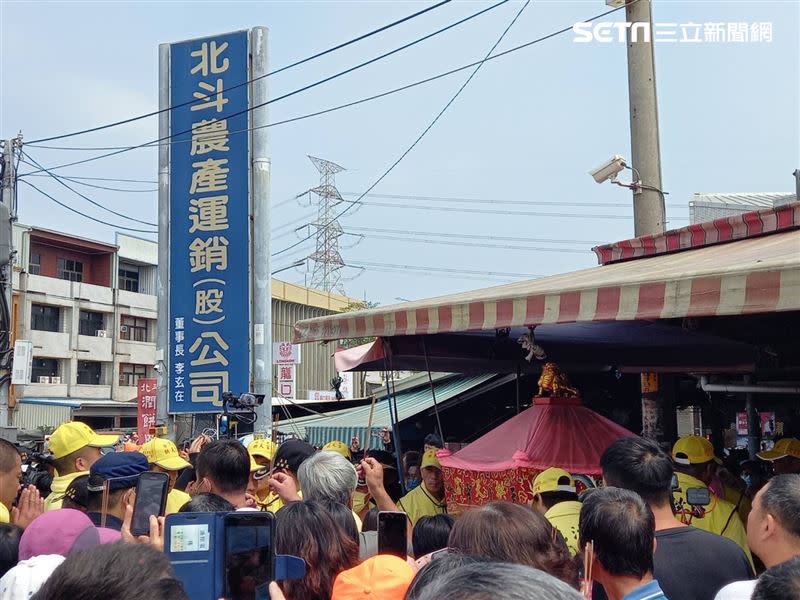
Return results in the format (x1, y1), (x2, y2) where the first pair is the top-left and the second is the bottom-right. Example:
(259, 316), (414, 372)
(26, 0), (454, 145)
(21, 152), (158, 226)
(19, 180), (158, 234)
(274, 0), (531, 257)
(25, 173), (157, 184)
(19, 0), (630, 173)
(25, 0), (504, 156)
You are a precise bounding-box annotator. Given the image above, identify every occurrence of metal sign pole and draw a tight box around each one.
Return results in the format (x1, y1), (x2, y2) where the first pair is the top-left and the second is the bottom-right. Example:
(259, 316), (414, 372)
(250, 27), (272, 433)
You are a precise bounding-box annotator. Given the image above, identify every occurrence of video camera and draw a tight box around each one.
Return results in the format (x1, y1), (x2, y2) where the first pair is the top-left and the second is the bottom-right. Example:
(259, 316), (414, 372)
(221, 392), (264, 414)
(20, 451), (54, 498)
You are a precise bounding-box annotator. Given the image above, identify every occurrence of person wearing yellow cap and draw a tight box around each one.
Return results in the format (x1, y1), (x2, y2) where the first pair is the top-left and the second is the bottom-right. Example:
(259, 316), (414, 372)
(323, 440), (352, 461)
(44, 421), (119, 511)
(757, 437), (800, 475)
(671, 435), (753, 565)
(530, 467), (582, 556)
(247, 438), (281, 512)
(140, 437), (192, 514)
(396, 449), (446, 526)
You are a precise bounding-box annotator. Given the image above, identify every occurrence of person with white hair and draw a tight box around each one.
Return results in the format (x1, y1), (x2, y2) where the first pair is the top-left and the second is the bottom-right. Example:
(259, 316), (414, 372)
(295, 450), (364, 533)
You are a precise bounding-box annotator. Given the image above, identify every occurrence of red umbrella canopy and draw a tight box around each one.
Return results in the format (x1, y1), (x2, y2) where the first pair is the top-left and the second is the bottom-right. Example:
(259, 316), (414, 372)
(440, 397), (635, 476)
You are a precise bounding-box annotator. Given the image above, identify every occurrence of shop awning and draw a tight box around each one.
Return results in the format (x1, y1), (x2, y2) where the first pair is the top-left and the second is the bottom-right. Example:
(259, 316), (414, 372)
(295, 227), (800, 344)
(278, 373), (500, 444)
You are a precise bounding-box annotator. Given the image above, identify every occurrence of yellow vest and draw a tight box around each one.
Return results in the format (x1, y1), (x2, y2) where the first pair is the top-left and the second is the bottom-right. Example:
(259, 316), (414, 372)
(166, 488), (191, 515)
(44, 471), (87, 511)
(722, 483), (752, 523)
(544, 500), (582, 557)
(673, 472), (753, 569)
(0, 502), (9, 524)
(397, 483), (446, 526)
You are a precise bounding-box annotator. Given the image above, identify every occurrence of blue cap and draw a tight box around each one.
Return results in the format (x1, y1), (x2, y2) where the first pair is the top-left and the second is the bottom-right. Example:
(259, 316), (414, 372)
(87, 451), (149, 492)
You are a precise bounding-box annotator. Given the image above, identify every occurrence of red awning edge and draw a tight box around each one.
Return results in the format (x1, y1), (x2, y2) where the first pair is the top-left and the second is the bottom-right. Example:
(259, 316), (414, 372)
(593, 202), (800, 265)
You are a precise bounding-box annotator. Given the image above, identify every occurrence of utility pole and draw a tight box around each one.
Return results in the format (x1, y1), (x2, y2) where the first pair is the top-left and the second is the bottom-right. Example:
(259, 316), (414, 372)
(624, 0), (668, 443)
(0, 139), (19, 429)
(250, 27), (273, 432)
(626, 0), (666, 236)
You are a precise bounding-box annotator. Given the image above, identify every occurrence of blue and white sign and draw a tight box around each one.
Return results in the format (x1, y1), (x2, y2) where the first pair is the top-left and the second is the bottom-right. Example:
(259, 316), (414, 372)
(169, 31), (250, 413)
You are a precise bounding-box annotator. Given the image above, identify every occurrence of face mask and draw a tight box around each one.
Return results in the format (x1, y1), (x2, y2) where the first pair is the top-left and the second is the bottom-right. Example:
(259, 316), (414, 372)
(406, 479), (421, 490)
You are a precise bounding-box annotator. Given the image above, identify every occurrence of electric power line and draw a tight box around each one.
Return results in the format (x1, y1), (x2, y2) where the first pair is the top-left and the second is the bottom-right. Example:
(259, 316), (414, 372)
(26, 0), (455, 145)
(348, 259), (539, 278)
(21, 0), (510, 169)
(19, 180), (158, 234)
(344, 225), (603, 245)
(20, 152), (158, 227)
(348, 232), (592, 253)
(337, 197), (682, 221)
(18, 0), (632, 174)
(344, 191), (688, 210)
(274, 0), (533, 257)
(24, 173), (157, 184)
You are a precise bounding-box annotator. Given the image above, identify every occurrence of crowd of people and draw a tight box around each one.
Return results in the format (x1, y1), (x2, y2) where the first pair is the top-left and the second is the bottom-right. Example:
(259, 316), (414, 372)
(0, 421), (797, 600)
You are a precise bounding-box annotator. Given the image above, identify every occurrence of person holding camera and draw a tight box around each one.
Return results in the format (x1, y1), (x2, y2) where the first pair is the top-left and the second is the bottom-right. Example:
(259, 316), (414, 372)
(671, 435), (752, 563)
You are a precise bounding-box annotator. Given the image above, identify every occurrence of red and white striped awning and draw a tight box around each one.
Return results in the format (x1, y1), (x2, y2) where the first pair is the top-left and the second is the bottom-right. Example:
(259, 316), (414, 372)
(294, 211), (800, 344)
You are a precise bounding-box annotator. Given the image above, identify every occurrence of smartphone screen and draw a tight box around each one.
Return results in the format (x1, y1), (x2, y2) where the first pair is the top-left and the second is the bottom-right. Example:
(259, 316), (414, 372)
(225, 512), (275, 600)
(131, 472), (169, 536)
(378, 511), (407, 558)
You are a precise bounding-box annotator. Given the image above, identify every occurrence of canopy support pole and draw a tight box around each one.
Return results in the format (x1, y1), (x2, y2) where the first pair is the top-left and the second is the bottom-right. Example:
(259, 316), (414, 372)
(386, 351), (406, 495)
(516, 364), (521, 414)
(422, 338), (445, 441)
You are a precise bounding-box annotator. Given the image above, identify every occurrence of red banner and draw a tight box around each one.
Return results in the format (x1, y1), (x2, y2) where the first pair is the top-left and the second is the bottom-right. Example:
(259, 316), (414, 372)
(137, 378), (158, 442)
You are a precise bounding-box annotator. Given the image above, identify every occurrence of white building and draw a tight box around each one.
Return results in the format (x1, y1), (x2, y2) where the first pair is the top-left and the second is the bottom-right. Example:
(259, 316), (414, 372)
(11, 225), (157, 431)
(689, 192), (796, 224)
(8, 225), (362, 432)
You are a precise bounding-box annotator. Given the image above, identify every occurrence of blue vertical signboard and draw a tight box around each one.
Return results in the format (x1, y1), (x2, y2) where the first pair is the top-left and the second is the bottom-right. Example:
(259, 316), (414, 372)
(169, 31), (250, 413)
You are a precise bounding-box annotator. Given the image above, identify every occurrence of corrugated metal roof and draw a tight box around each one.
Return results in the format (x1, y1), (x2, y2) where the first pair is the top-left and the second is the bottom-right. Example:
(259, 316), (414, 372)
(279, 374), (495, 439)
(691, 193), (797, 208)
(13, 402), (72, 431)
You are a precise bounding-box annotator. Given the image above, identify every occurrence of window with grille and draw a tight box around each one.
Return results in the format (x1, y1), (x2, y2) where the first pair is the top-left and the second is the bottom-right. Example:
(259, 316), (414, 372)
(31, 304), (60, 332)
(57, 258), (83, 282)
(79, 310), (105, 336)
(119, 363), (148, 387)
(120, 316), (149, 342)
(119, 265), (140, 292)
(31, 358), (59, 382)
(77, 361), (102, 385)
(29, 252), (41, 275)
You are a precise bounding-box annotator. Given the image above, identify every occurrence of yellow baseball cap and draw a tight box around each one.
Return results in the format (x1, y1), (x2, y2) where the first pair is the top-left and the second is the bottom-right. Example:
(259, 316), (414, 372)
(421, 448), (441, 470)
(140, 438), (190, 471)
(250, 455), (263, 473)
(672, 436), (721, 465)
(757, 438), (800, 461)
(323, 440), (351, 460)
(532, 467), (576, 495)
(48, 422), (120, 459)
(248, 438), (277, 461)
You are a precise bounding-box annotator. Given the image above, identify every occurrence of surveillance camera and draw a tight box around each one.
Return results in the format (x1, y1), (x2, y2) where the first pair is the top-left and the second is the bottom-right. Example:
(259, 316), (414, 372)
(589, 155), (627, 184)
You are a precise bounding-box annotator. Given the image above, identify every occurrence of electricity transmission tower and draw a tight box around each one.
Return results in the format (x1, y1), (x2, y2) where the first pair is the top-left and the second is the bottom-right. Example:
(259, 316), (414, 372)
(307, 155), (346, 294)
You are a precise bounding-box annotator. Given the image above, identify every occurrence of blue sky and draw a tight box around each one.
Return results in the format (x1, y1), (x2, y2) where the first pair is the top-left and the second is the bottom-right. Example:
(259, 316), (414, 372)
(1, 0), (797, 305)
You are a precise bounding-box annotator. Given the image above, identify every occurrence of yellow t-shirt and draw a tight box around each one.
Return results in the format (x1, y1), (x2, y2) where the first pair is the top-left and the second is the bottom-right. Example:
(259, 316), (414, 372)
(0, 502), (9, 524)
(544, 500), (582, 557)
(166, 488), (191, 515)
(397, 483), (446, 526)
(44, 471), (87, 511)
(673, 472), (753, 569)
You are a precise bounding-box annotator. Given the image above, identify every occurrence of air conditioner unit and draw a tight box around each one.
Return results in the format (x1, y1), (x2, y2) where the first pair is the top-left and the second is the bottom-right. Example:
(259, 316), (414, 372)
(120, 325), (129, 333)
(37, 376), (50, 384)
(50, 377), (61, 384)
(96, 330), (109, 338)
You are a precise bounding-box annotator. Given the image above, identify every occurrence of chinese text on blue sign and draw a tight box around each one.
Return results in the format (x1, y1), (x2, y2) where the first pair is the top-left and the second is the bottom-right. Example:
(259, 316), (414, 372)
(169, 31), (250, 413)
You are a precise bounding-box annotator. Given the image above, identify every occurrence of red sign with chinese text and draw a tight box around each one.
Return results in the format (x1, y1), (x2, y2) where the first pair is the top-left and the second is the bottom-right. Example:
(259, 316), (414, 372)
(138, 378), (158, 442)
